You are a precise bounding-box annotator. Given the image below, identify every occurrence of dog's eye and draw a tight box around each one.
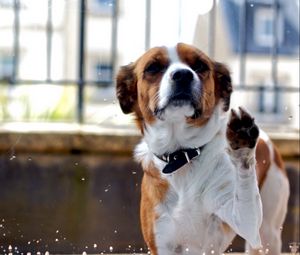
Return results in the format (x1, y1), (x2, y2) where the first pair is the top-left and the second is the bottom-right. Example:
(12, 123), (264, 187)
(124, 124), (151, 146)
(192, 60), (209, 73)
(144, 62), (165, 74)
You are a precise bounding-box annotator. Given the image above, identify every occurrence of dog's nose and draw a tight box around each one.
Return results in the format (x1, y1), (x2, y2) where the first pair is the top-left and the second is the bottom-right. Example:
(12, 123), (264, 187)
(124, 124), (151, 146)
(171, 69), (193, 84)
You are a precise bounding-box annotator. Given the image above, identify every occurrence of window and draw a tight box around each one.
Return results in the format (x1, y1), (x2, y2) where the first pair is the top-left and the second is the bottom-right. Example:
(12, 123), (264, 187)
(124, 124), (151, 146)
(0, 0), (13, 8)
(0, 55), (13, 80)
(254, 7), (284, 47)
(88, 0), (115, 15)
(95, 63), (113, 83)
(222, 0), (299, 55)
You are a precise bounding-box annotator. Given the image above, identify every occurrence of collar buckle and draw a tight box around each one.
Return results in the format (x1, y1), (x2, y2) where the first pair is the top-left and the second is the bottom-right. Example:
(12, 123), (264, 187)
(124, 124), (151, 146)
(183, 151), (190, 163)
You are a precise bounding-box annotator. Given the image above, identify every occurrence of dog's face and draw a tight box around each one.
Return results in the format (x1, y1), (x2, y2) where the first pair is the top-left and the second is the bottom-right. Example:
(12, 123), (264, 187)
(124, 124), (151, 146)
(116, 43), (232, 131)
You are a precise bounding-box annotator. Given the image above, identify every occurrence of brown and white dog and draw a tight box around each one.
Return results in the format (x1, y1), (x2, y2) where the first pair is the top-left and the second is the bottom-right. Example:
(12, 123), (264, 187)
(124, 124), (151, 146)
(116, 43), (289, 255)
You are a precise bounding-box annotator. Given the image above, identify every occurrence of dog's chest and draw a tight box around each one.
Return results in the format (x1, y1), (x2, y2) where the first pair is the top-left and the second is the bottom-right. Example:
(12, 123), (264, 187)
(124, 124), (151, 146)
(154, 162), (235, 254)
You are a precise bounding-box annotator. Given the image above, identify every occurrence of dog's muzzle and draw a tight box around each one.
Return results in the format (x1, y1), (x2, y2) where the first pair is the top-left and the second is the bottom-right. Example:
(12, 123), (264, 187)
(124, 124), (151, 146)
(168, 69), (195, 106)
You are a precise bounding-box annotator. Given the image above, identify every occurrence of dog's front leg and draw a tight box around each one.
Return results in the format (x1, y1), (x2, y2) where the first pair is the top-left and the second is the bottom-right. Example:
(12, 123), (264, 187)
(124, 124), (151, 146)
(216, 107), (263, 250)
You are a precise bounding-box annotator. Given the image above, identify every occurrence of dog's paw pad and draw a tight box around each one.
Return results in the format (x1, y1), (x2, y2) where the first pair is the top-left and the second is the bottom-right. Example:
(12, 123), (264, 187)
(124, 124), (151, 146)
(226, 107), (259, 150)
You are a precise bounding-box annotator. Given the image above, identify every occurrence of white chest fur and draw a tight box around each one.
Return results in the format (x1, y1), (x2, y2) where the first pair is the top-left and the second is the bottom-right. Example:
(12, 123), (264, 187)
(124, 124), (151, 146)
(153, 136), (237, 255)
(135, 104), (262, 254)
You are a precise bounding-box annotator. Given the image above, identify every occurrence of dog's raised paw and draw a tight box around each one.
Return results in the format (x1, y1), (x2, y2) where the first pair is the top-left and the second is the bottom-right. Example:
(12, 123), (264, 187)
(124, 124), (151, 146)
(226, 107), (259, 150)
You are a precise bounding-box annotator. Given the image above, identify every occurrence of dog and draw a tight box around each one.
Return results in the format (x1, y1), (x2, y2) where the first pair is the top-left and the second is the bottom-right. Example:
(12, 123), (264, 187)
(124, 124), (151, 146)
(116, 43), (290, 255)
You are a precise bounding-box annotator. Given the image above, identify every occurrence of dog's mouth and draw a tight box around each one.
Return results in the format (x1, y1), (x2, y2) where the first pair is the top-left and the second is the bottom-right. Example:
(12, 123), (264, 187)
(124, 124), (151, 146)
(154, 93), (202, 120)
(168, 92), (194, 107)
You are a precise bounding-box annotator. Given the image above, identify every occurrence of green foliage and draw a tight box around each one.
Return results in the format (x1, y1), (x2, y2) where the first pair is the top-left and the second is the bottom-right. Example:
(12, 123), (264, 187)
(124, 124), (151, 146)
(0, 83), (76, 122)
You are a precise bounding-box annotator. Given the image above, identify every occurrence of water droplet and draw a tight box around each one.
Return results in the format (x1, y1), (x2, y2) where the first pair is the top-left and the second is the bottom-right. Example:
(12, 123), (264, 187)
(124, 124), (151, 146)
(93, 244), (97, 248)
(56, 230), (59, 233)
(132, 171), (137, 175)
(250, 3), (254, 7)
(109, 246), (113, 252)
(288, 115), (293, 120)
(75, 162), (79, 166)
(9, 155), (16, 161)
(185, 247), (189, 252)
(27, 241), (31, 245)
(81, 178), (85, 181)
(55, 238), (59, 242)
(289, 242), (299, 253)
(211, 250), (215, 254)
(114, 230), (118, 234)
(104, 188), (109, 192)
(263, 160), (266, 164)
(28, 157), (32, 161)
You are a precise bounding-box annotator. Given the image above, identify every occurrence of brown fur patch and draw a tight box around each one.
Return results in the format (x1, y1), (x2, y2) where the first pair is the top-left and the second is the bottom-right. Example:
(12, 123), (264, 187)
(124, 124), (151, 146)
(176, 43), (232, 127)
(273, 144), (287, 176)
(140, 163), (169, 255)
(255, 139), (287, 188)
(213, 62), (233, 112)
(255, 138), (271, 188)
(222, 222), (232, 234)
(135, 47), (169, 129)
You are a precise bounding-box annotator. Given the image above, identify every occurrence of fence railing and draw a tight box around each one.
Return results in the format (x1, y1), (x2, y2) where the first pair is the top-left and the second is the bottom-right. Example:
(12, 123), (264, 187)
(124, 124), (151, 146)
(0, 0), (299, 123)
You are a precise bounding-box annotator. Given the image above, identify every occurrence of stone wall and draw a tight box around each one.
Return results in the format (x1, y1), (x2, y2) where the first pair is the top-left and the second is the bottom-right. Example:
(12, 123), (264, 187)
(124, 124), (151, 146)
(0, 125), (299, 254)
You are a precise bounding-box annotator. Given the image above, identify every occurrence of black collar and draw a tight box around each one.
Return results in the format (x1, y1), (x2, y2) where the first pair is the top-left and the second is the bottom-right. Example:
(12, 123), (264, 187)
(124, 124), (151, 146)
(154, 146), (204, 174)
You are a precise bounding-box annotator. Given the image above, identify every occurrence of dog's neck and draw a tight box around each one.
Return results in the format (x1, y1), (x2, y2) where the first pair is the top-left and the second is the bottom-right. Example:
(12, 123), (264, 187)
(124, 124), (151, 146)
(143, 103), (228, 156)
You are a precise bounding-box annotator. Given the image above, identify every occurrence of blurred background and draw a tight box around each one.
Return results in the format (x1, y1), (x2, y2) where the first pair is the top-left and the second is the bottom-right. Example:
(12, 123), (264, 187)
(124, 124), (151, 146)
(0, 0), (299, 254)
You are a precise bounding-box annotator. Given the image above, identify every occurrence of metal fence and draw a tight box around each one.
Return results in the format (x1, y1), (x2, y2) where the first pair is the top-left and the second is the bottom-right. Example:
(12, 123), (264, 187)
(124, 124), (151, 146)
(4, 0), (118, 123)
(0, 0), (299, 123)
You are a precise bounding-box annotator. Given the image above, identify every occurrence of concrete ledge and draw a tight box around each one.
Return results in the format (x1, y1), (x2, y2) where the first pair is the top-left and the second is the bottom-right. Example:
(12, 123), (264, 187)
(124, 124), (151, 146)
(0, 123), (140, 155)
(0, 123), (299, 158)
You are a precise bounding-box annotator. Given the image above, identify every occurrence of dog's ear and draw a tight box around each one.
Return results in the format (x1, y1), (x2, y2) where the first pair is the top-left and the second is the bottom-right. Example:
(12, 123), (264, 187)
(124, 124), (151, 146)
(116, 63), (137, 114)
(214, 62), (233, 112)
